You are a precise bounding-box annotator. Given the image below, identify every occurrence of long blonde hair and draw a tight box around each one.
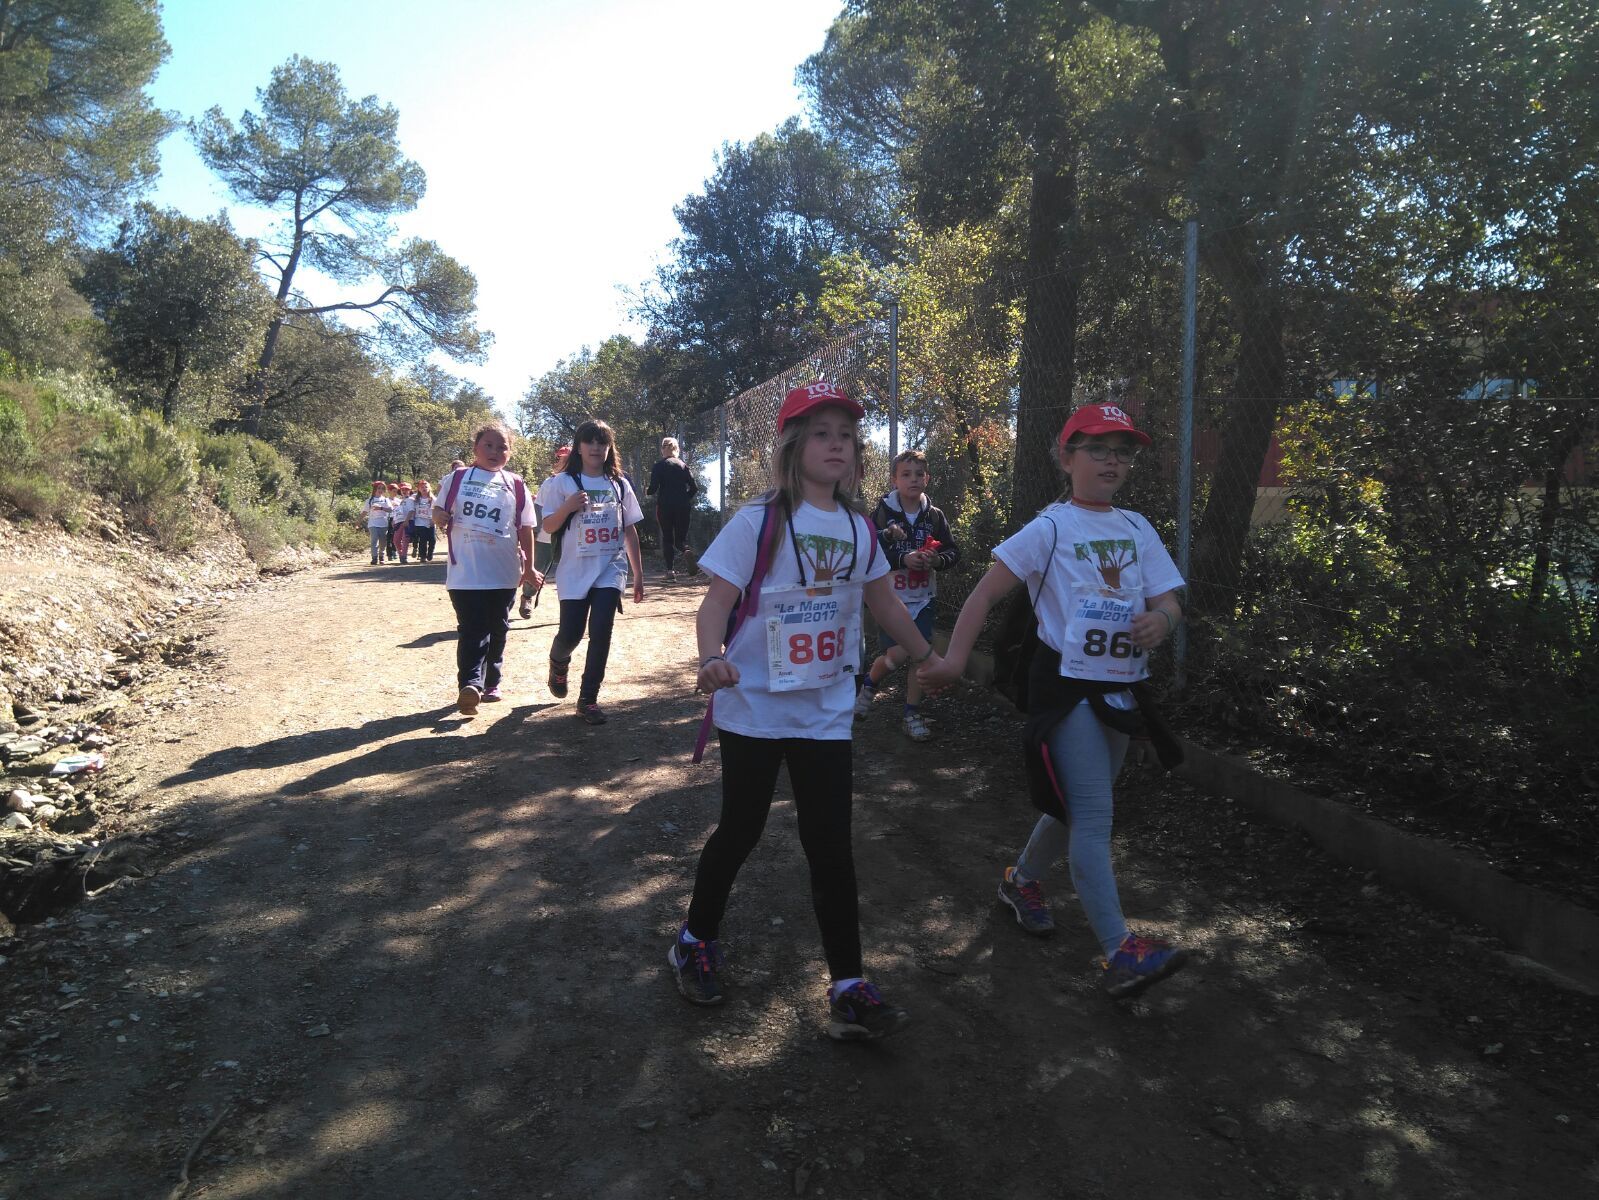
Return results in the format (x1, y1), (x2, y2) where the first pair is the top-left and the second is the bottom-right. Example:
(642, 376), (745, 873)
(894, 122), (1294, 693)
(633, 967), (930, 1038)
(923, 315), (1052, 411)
(757, 408), (866, 518)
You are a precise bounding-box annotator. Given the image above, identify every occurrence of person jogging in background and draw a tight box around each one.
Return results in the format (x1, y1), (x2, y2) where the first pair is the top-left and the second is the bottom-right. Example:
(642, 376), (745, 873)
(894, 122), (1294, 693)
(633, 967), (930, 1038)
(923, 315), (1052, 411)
(432, 422), (540, 714)
(411, 479), (436, 562)
(520, 444), (570, 620)
(361, 481), (392, 565)
(855, 449), (961, 741)
(919, 402), (1189, 1000)
(671, 382), (944, 1041)
(647, 436), (698, 582)
(537, 421), (645, 725)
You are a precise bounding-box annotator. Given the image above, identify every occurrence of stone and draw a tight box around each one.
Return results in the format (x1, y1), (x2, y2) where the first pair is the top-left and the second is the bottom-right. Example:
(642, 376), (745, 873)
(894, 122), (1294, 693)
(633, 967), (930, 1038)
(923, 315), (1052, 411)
(32, 805), (61, 823)
(2, 813), (33, 830)
(6, 789), (35, 813)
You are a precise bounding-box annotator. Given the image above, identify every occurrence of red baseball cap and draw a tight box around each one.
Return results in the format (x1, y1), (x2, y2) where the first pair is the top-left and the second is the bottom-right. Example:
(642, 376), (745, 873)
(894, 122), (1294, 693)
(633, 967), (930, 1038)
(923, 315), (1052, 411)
(1057, 403), (1151, 449)
(777, 381), (864, 432)
(555, 444), (572, 456)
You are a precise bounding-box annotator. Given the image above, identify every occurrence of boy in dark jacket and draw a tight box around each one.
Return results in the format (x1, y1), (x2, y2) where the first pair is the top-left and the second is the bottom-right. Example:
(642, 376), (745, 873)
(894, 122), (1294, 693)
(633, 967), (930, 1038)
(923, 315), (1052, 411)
(854, 450), (960, 740)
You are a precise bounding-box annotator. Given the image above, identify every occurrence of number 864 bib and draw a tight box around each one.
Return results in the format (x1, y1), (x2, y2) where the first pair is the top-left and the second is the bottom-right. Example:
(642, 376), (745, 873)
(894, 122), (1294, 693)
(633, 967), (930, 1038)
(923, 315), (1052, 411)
(760, 581), (862, 692)
(1061, 583), (1147, 683)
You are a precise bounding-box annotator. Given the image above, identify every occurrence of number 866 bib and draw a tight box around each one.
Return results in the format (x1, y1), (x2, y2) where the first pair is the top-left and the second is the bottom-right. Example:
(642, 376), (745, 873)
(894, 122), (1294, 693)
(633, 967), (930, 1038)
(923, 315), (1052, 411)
(760, 581), (862, 692)
(1061, 583), (1147, 683)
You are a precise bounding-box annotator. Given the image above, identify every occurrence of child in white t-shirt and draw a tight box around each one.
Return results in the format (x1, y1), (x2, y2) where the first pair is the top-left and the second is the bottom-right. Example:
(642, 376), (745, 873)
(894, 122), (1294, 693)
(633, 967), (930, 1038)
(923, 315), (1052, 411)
(361, 481), (392, 565)
(410, 478), (436, 562)
(432, 422), (541, 714)
(920, 403), (1189, 1000)
(671, 382), (944, 1042)
(537, 422), (644, 724)
(519, 444), (570, 619)
(393, 482), (414, 563)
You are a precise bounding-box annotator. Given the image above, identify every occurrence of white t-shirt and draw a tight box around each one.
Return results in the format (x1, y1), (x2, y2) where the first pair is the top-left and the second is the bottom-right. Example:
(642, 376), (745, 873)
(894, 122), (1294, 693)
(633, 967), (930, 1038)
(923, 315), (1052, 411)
(411, 496), (434, 527)
(699, 499), (889, 741)
(437, 466), (536, 590)
(538, 472), (645, 596)
(363, 496), (393, 529)
(993, 503), (1184, 679)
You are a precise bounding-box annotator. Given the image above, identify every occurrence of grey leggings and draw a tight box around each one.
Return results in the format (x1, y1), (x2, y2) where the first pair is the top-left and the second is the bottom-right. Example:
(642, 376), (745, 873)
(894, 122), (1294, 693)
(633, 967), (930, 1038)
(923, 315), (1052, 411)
(1015, 699), (1131, 955)
(368, 527), (387, 562)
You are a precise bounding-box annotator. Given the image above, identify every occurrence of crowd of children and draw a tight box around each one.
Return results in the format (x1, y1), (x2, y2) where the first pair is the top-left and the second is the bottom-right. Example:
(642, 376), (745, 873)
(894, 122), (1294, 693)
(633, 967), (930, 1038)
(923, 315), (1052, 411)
(359, 479), (440, 565)
(377, 386), (1190, 1039)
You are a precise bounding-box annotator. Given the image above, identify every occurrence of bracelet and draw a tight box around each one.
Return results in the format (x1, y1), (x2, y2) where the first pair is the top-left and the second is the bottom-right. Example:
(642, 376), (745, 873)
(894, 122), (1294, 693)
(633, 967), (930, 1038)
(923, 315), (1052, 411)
(908, 647), (933, 665)
(1157, 609), (1176, 633)
(699, 655), (725, 669)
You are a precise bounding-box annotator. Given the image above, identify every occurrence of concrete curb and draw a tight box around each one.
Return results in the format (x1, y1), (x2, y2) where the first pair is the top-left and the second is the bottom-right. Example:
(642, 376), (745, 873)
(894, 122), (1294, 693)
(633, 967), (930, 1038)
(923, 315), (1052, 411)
(1175, 742), (1599, 993)
(945, 639), (1599, 992)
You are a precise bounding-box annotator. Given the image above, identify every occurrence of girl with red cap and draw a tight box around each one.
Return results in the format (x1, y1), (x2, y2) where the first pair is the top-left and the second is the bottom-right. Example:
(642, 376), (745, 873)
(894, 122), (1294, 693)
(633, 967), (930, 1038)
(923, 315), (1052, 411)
(920, 401), (1190, 1000)
(361, 481), (392, 565)
(670, 381), (943, 1041)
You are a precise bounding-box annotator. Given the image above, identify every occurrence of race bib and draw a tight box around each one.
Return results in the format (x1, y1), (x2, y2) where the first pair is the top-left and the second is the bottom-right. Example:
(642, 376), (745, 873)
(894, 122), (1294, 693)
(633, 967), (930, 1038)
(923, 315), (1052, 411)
(456, 481), (514, 543)
(761, 581), (862, 693)
(575, 490), (622, 557)
(890, 567), (935, 614)
(1061, 583), (1147, 682)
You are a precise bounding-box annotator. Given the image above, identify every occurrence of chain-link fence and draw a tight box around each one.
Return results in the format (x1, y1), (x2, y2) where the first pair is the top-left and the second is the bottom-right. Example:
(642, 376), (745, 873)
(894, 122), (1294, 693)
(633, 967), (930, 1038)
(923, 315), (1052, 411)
(685, 220), (1598, 875)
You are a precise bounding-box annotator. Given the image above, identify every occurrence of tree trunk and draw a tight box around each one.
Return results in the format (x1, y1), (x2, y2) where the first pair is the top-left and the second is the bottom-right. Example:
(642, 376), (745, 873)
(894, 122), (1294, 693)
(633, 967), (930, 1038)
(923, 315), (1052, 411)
(240, 205), (308, 436)
(1189, 225), (1288, 617)
(1012, 151), (1077, 523)
(1526, 425), (1581, 620)
(161, 345), (185, 424)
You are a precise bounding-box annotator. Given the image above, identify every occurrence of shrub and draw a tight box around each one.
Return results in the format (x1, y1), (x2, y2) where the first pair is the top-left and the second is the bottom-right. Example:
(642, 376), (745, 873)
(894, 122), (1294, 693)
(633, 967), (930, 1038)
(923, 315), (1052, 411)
(89, 411), (197, 546)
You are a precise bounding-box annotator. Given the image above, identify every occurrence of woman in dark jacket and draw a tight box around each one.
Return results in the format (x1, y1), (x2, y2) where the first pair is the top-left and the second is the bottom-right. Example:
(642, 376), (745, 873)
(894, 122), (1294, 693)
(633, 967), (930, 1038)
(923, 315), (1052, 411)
(647, 436), (698, 581)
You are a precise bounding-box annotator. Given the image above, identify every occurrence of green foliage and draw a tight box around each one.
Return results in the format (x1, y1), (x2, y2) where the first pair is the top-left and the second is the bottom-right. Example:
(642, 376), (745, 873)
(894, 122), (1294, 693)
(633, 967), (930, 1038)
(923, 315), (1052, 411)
(78, 205), (274, 422)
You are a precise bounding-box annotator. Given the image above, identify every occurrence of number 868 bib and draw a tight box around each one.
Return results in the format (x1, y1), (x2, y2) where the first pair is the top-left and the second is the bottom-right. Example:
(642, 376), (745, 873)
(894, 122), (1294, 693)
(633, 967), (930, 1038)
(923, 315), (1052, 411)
(1061, 583), (1147, 683)
(759, 581), (862, 692)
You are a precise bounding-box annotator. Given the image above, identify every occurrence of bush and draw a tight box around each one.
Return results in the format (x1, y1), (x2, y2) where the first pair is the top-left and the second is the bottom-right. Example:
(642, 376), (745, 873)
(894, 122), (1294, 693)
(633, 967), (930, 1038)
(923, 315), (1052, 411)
(89, 411), (198, 547)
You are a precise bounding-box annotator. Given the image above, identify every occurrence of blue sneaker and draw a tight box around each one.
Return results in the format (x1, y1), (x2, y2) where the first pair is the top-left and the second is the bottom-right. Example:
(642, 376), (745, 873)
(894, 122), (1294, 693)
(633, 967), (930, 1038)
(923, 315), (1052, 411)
(827, 981), (910, 1041)
(1101, 933), (1189, 999)
(998, 866), (1055, 936)
(668, 928), (724, 1006)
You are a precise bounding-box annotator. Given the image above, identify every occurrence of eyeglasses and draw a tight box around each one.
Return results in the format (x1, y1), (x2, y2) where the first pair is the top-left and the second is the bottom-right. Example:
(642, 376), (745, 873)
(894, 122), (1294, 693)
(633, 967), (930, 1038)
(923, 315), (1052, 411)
(1073, 443), (1140, 464)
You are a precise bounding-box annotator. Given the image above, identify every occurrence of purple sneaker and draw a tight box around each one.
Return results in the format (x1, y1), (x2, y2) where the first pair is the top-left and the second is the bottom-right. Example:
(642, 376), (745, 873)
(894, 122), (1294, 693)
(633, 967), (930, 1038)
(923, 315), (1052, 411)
(1101, 933), (1190, 999)
(482, 686), (503, 702)
(827, 981), (910, 1041)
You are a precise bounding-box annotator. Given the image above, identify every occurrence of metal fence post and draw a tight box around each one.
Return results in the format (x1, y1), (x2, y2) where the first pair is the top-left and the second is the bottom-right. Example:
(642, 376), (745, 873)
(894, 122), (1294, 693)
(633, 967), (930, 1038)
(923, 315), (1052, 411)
(888, 296), (900, 462)
(1175, 218), (1198, 688)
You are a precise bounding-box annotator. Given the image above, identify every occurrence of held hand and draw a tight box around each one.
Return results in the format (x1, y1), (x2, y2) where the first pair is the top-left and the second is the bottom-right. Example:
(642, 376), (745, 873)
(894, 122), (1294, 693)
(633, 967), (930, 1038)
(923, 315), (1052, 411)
(1131, 610), (1173, 651)
(633, 580), (645, 604)
(904, 549), (931, 571)
(571, 489), (590, 515)
(522, 566), (545, 590)
(697, 658), (740, 693)
(917, 654), (960, 694)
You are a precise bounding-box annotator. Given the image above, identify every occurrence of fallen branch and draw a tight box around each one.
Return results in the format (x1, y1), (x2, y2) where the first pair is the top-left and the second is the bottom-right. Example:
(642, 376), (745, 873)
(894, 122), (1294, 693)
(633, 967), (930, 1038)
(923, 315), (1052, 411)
(166, 1098), (232, 1200)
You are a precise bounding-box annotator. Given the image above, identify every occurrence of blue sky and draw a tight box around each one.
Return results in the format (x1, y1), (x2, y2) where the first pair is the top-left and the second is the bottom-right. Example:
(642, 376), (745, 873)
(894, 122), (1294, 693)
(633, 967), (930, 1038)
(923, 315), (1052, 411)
(148, 0), (844, 416)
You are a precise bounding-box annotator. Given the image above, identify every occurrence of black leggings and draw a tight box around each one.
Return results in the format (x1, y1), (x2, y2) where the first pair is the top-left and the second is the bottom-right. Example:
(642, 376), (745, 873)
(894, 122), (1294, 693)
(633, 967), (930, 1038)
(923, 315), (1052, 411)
(657, 504), (691, 570)
(448, 588), (515, 690)
(413, 526), (436, 561)
(550, 587), (621, 702)
(686, 731), (860, 980)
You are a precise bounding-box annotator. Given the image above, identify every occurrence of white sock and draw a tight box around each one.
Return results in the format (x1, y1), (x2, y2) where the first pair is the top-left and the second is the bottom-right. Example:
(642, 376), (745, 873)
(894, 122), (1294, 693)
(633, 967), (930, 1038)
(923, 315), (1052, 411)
(830, 976), (864, 1000)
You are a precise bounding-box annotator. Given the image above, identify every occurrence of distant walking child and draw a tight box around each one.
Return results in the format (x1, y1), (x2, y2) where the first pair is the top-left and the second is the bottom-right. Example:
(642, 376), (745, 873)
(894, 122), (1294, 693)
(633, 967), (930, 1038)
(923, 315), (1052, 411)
(920, 403), (1188, 999)
(672, 382), (943, 1041)
(537, 421), (644, 724)
(433, 422), (541, 714)
(411, 479), (436, 562)
(393, 482), (414, 563)
(854, 450), (960, 741)
(361, 481), (392, 565)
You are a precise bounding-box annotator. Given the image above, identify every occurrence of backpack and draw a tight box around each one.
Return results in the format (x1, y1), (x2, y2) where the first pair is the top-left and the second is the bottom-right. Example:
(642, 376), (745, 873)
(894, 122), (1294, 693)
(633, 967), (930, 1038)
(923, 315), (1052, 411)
(440, 467), (527, 567)
(992, 513), (1059, 713)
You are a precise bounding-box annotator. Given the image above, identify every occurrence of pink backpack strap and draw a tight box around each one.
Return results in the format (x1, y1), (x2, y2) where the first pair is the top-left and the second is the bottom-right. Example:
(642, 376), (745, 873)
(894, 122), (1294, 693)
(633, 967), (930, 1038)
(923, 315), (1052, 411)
(691, 501), (782, 763)
(513, 475), (527, 523)
(441, 468), (467, 565)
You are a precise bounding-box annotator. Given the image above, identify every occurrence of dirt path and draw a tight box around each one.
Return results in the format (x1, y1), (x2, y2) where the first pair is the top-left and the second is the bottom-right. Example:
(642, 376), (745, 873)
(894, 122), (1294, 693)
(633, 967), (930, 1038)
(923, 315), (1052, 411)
(3, 559), (1595, 1199)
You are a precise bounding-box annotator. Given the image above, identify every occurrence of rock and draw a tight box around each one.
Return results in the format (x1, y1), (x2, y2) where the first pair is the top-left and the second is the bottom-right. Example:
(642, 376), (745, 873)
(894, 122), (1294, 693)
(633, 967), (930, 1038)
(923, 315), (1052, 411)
(1208, 1113), (1243, 1140)
(32, 805), (61, 823)
(0, 737), (49, 762)
(6, 789), (36, 813)
(306, 1024), (331, 1038)
(51, 805), (98, 835)
(2, 813), (33, 830)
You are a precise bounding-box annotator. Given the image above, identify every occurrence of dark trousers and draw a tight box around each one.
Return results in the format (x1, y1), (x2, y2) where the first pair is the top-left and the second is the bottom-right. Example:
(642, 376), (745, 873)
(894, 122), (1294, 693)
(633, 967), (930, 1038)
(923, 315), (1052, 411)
(384, 524), (397, 560)
(413, 525), (436, 561)
(686, 731), (861, 980)
(657, 504), (691, 570)
(550, 587), (620, 702)
(449, 588), (515, 691)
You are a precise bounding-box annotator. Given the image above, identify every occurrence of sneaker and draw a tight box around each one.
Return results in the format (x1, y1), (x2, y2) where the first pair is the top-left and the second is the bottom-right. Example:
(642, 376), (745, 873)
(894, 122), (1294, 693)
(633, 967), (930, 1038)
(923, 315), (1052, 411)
(664, 569), (676, 583)
(853, 685), (875, 719)
(482, 686), (503, 702)
(902, 711), (932, 741)
(1100, 933), (1190, 999)
(518, 595), (533, 619)
(577, 700), (607, 725)
(547, 659), (569, 698)
(997, 866), (1055, 936)
(456, 684), (481, 716)
(827, 981), (910, 1042)
(669, 929), (725, 1006)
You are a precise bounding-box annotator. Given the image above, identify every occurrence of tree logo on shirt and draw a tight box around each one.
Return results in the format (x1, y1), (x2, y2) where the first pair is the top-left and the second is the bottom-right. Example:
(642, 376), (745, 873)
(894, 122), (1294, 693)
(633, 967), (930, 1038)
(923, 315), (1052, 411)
(1075, 539), (1136, 589)
(796, 533), (853, 588)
